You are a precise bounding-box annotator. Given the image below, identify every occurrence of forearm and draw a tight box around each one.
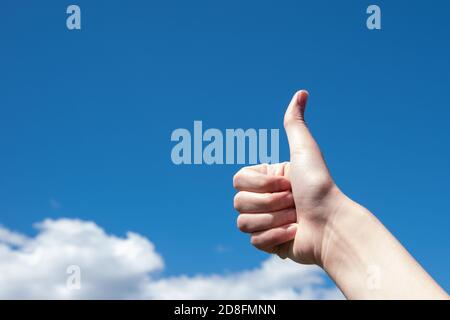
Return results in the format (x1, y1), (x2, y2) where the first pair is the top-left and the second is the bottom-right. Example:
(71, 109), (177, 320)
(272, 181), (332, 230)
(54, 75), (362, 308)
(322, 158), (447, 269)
(320, 195), (448, 300)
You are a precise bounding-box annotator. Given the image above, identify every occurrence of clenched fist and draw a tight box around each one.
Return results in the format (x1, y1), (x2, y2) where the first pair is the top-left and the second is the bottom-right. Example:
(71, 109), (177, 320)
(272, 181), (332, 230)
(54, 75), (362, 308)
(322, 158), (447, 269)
(233, 91), (345, 266)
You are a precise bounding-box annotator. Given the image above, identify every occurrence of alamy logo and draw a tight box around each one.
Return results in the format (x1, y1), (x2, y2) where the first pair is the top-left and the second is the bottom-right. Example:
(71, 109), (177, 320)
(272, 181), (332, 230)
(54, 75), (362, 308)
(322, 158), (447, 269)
(66, 265), (81, 290)
(366, 5), (381, 30)
(366, 264), (381, 290)
(66, 5), (81, 30)
(171, 121), (279, 165)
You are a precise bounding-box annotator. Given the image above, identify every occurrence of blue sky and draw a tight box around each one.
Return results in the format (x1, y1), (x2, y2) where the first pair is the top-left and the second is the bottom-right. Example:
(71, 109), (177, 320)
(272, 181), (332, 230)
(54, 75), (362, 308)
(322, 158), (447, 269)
(1, 0), (449, 292)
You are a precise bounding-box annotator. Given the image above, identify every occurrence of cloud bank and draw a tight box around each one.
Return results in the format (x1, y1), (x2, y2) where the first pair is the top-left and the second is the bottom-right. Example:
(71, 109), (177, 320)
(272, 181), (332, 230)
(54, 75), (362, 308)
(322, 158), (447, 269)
(0, 219), (342, 299)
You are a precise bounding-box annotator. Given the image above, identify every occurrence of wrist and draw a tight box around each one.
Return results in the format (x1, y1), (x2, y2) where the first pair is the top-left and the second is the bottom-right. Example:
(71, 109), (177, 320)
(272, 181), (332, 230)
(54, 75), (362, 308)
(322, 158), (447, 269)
(318, 194), (374, 273)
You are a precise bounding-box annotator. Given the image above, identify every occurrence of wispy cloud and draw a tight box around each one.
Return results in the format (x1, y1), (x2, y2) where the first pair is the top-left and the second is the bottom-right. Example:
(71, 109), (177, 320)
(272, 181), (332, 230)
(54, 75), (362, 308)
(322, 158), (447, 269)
(0, 219), (342, 299)
(0, 226), (29, 247)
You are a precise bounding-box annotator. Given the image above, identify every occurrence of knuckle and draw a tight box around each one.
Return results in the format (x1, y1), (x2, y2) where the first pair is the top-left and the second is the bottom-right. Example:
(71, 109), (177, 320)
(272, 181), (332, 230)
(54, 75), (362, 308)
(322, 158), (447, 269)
(267, 213), (277, 225)
(283, 113), (303, 129)
(306, 172), (333, 191)
(263, 192), (290, 211)
(262, 177), (278, 190)
(256, 176), (268, 188)
(261, 193), (275, 207)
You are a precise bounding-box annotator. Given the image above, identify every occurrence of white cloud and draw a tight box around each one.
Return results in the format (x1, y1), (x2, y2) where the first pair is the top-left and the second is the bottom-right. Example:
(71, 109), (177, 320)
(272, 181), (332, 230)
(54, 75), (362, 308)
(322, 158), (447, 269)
(0, 226), (29, 247)
(146, 258), (342, 300)
(0, 219), (342, 299)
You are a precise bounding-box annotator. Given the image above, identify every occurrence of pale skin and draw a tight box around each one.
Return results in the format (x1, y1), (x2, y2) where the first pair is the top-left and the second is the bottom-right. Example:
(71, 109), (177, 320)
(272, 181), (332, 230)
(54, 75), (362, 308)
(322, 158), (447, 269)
(233, 90), (449, 299)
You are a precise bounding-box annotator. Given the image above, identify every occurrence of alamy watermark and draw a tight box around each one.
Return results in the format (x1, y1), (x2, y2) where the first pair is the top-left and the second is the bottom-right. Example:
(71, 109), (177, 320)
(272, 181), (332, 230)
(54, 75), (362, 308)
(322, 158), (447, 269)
(65, 5), (380, 31)
(366, 264), (381, 291)
(171, 121), (279, 165)
(66, 265), (81, 290)
(367, 5), (381, 30)
(66, 5), (81, 30)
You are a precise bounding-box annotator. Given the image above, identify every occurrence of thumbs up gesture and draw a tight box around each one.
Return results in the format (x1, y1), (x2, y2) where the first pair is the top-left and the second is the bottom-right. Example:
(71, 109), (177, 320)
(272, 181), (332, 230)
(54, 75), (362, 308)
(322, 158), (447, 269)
(233, 90), (346, 265)
(234, 91), (449, 299)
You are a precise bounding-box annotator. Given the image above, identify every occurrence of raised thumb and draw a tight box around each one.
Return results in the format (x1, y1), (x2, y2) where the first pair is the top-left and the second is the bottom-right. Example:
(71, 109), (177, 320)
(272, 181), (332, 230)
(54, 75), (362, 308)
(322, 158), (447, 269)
(283, 90), (322, 160)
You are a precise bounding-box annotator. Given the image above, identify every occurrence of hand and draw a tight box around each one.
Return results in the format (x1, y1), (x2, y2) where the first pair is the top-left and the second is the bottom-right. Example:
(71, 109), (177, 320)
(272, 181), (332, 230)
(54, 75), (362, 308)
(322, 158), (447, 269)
(233, 90), (448, 299)
(233, 90), (346, 266)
